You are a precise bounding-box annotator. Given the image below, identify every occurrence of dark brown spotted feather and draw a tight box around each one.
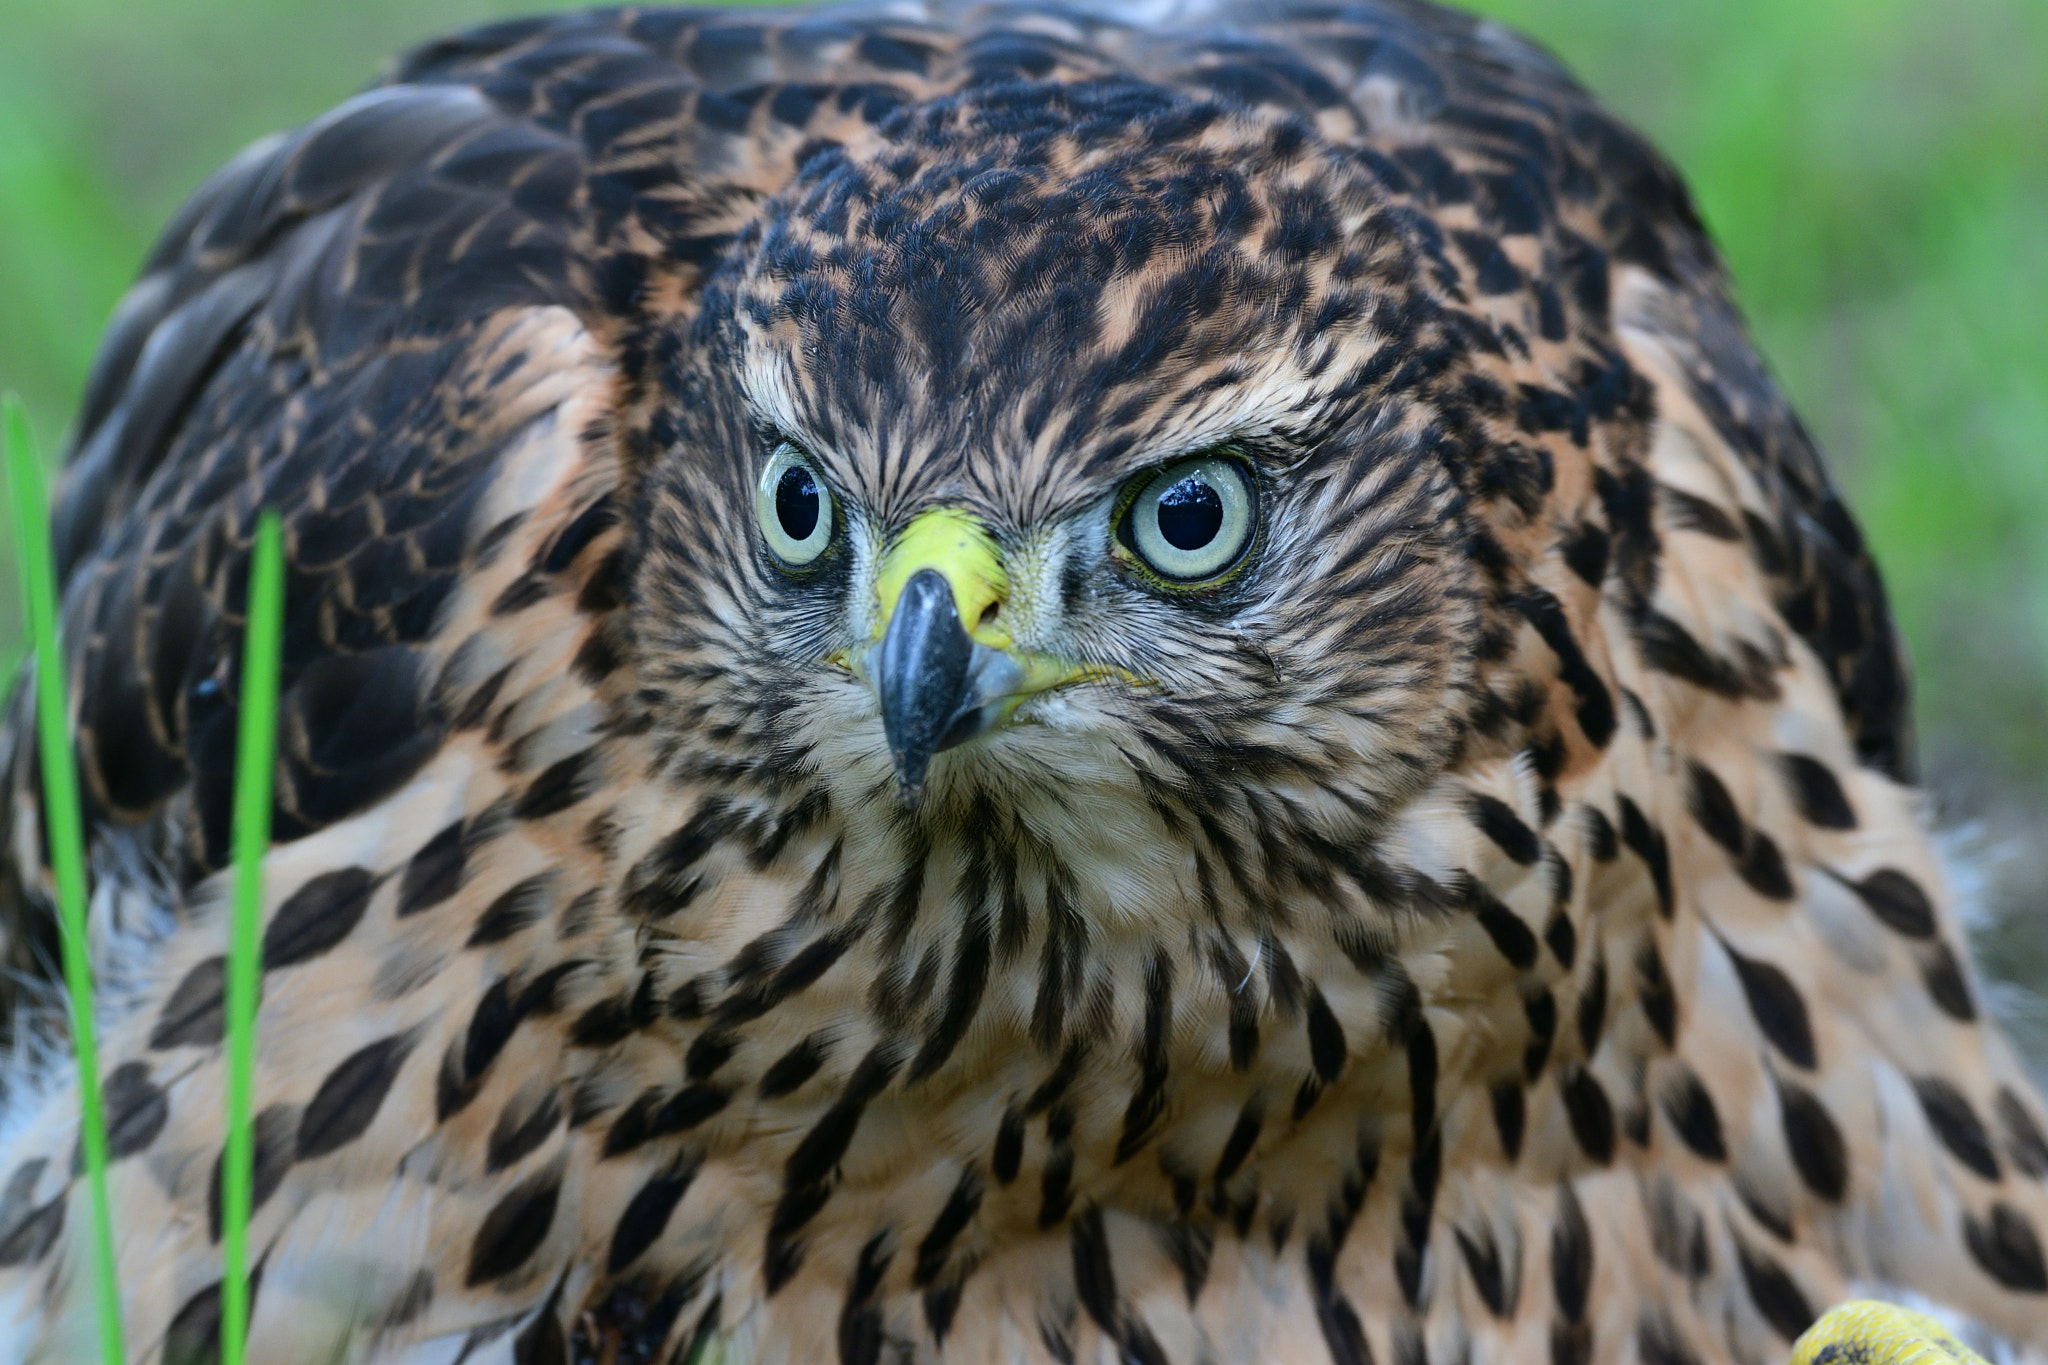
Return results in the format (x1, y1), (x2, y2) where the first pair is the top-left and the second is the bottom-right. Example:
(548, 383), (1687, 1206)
(0, 4), (2035, 1364)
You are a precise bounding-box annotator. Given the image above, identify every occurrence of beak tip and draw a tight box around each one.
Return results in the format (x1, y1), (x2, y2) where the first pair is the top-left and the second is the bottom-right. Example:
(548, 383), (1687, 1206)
(890, 749), (929, 809)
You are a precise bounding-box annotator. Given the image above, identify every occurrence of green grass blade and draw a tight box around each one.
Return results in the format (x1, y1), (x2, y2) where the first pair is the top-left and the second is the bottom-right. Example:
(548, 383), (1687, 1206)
(221, 509), (283, 1365)
(3, 393), (123, 1365)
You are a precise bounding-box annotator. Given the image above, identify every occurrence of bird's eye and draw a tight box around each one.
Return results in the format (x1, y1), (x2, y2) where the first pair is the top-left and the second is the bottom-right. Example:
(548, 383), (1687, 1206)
(1119, 454), (1255, 583)
(757, 443), (834, 566)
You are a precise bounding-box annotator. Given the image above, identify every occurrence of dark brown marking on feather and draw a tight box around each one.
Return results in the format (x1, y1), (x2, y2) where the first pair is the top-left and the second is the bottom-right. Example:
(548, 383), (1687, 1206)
(1214, 1100), (1263, 1185)
(513, 749), (600, 819)
(1777, 1078), (1848, 1201)
(1576, 953), (1608, 1055)
(1779, 754), (1855, 829)
(1162, 1219), (1215, 1304)
(1635, 610), (1780, 702)
(1687, 757), (1736, 855)
(1116, 947), (1175, 1162)
(766, 1043), (903, 1292)
(1395, 1130), (1441, 1306)
(1032, 873), (1087, 1053)
(451, 664), (514, 732)
(1914, 1077), (2001, 1181)
(1734, 1170), (1796, 1243)
(1069, 1206), (1119, 1337)
(1456, 1223), (1512, 1318)
(1264, 931), (1304, 1018)
(1684, 762), (1794, 899)
(98, 1061), (169, 1162)
(914, 1167), (983, 1286)
(540, 494), (617, 574)
(608, 1158), (699, 1274)
(622, 799), (736, 920)
(487, 1089), (564, 1173)
(1491, 1080), (1525, 1162)
(1561, 521), (1609, 586)
(1660, 1066), (1726, 1161)
(993, 1107), (1025, 1185)
(569, 978), (652, 1048)
(1311, 1272), (1373, 1365)
(924, 1279), (964, 1344)
(1470, 793), (1540, 865)
(470, 870), (556, 946)
(1523, 987), (1556, 1081)
(1646, 1177), (1709, 1279)
(1553, 1180), (1592, 1324)
(1562, 1066), (1616, 1164)
(0, 1188), (63, 1268)
(577, 548), (630, 614)
(208, 1104), (297, 1242)
(1739, 831), (1794, 900)
(686, 1027), (737, 1081)
(512, 1291), (568, 1365)
(381, 1270), (434, 1332)
(1306, 983), (1349, 1084)
(1583, 804), (1619, 862)
(1636, 941), (1677, 1048)
(441, 971), (544, 1120)
(1544, 908), (1577, 970)
(467, 1166), (562, 1285)
(1552, 1320), (1593, 1365)
(1997, 1087), (2048, 1178)
(1922, 941), (1977, 1020)
(839, 1233), (893, 1365)
(1039, 1104), (1077, 1228)
(1734, 1235), (1816, 1340)
(491, 573), (551, 615)
(1386, 970), (1438, 1146)
(1638, 1312), (1705, 1365)
(1963, 1202), (2048, 1291)
(1840, 868), (1936, 938)
(1660, 486), (1741, 541)
(649, 1084), (730, 1139)
(398, 820), (466, 915)
(1723, 945), (1815, 1069)
(1205, 933), (1260, 1071)
(1305, 1130), (1379, 1365)
(262, 867), (376, 969)
(150, 955), (226, 1049)
(298, 1032), (416, 1160)
(1615, 797), (1673, 917)
(759, 1032), (831, 1100)
(602, 1089), (664, 1160)
(162, 1273), (261, 1365)
(909, 905), (991, 1082)
(1515, 587), (1617, 748)
(1468, 880), (1539, 969)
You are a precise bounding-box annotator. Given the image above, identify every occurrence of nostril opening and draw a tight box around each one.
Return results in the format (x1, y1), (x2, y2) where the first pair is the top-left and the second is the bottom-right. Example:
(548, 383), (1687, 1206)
(978, 601), (1000, 630)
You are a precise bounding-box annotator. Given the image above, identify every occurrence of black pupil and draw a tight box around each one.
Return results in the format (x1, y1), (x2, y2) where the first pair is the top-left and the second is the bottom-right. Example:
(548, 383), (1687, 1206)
(1155, 475), (1224, 551)
(776, 464), (821, 541)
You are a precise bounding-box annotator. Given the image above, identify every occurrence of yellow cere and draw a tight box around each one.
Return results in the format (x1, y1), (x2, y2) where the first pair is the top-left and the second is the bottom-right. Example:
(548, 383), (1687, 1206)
(868, 506), (1143, 704)
(874, 507), (1014, 649)
(1789, 1301), (1991, 1365)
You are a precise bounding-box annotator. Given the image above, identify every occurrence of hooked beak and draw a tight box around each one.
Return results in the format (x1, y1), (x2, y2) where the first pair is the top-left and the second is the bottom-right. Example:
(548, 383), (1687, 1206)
(871, 567), (1025, 805)
(861, 508), (1091, 807)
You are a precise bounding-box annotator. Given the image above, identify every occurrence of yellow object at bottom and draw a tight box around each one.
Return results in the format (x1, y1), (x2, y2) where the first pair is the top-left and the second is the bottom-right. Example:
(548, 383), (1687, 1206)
(1790, 1301), (1991, 1365)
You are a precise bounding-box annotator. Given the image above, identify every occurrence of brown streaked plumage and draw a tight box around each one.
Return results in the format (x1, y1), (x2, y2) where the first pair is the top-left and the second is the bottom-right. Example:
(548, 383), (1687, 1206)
(0, 4), (2040, 1364)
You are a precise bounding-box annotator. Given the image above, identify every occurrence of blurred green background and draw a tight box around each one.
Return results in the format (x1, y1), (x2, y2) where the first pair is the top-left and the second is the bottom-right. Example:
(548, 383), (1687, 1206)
(1, 0), (2044, 1003)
